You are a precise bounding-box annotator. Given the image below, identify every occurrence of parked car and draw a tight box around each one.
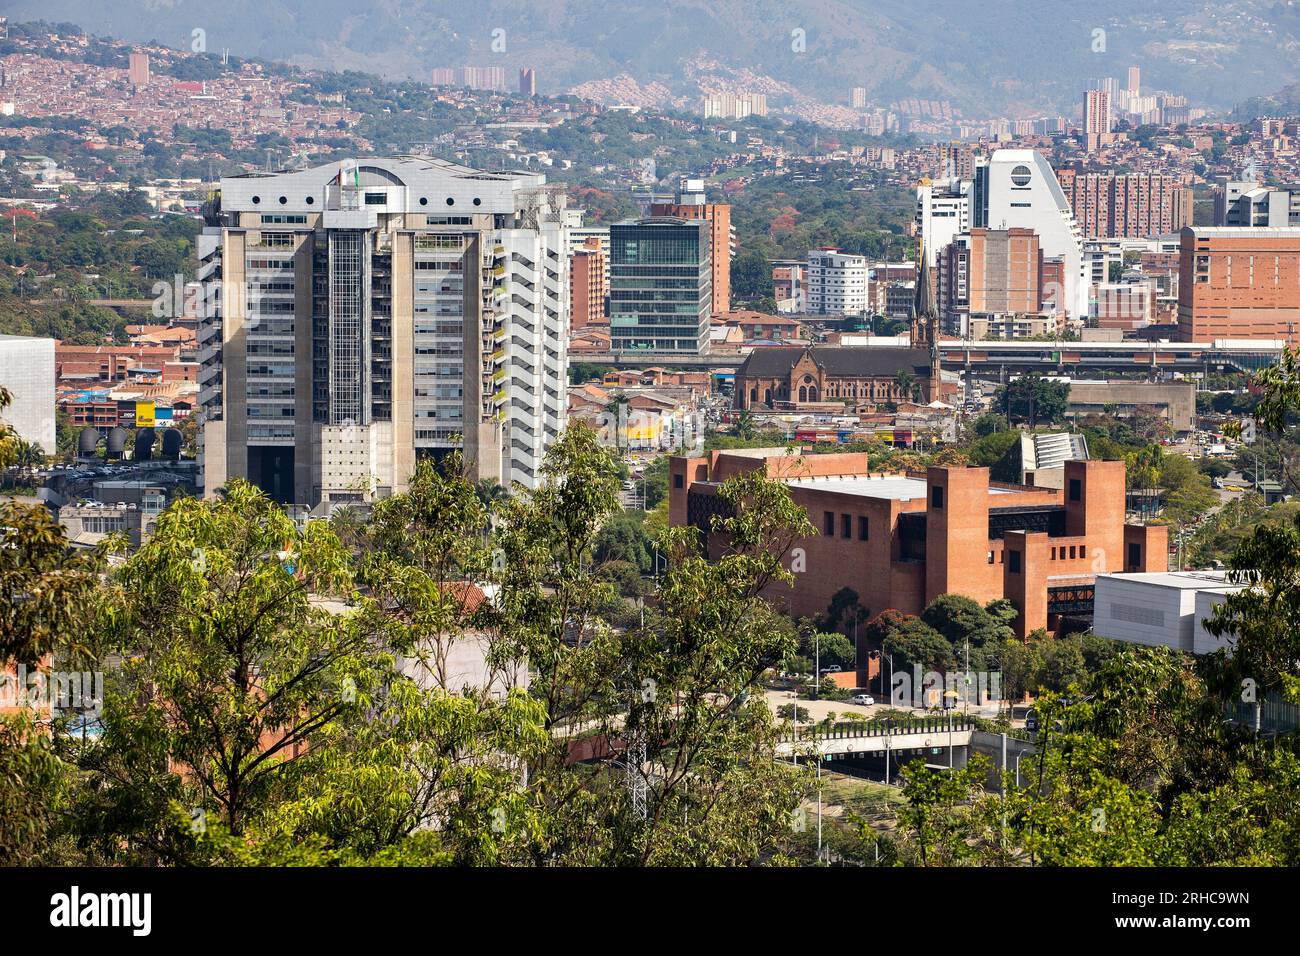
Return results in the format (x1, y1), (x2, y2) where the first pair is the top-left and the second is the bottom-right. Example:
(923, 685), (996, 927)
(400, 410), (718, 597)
(850, 694), (875, 706)
(821, 664), (841, 673)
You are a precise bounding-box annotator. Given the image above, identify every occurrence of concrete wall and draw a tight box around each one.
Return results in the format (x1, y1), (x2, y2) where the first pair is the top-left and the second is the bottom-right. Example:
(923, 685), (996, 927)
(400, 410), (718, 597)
(1067, 381), (1195, 432)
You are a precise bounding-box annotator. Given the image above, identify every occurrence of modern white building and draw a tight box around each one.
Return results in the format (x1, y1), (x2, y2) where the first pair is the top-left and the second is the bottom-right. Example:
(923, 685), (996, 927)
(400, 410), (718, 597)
(976, 149), (1089, 320)
(197, 157), (569, 506)
(1093, 571), (1242, 655)
(0, 334), (56, 453)
(915, 177), (972, 268)
(805, 249), (869, 315)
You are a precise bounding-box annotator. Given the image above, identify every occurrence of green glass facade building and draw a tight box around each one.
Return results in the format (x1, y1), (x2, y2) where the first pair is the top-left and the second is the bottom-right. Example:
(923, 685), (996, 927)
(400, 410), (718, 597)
(609, 217), (712, 354)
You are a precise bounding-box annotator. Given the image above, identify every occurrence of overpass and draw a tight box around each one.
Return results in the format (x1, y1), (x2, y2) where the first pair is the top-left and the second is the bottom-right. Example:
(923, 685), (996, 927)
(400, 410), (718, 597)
(599, 339), (1284, 375)
(776, 715), (974, 758)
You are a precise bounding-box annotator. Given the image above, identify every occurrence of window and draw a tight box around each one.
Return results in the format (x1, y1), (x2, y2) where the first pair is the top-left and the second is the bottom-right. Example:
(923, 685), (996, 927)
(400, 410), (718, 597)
(1069, 478), (1081, 502)
(1069, 546), (1077, 559)
(1008, 550), (1021, 574)
(364, 192), (387, 205)
(841, 514), (851, 538)
(824, 511), (835, 535)
(931, 486), (944, 508)
(673, 474), (684, 490)
(858, 516), (869, 541)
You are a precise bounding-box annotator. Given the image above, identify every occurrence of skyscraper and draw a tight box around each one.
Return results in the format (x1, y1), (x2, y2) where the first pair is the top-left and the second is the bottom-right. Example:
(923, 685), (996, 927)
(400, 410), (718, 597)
(518, 68), (537, 96)
(608, 218), (712, 354)
(1083, 89), (1112, 150)
(1126, 66), (1141, 96)
(197, 157), (570, 505)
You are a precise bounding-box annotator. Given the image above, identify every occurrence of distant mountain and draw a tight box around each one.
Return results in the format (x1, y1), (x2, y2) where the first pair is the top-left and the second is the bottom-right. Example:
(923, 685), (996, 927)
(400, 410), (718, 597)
(8, 0), (1300, 116)
(1231, 82), (1300, 121)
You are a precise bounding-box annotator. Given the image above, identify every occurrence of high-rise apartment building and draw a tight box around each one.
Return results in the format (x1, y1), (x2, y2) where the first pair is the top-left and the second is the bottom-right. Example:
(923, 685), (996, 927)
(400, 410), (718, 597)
(1126, 66), (1141, 96)
(608, 218), (712, 354)
(128, 51), (150, 88)
(806, 250), (869, 315)
(430, 68), (455, 86)
(700, 92), (768, 119)
(851, 87), (868, 109)
(649, 179), (732, 313)
(197, 157), (569, 505)
(460, 66), (507, 91)
(1056, 170), (1192, 238)
(1083, 89), (1112, 150)
(1177, 226), (1300, 343)
(570, 237), (607, 330)
(937, 143), (975, 180)
(518, 68), (537, 96)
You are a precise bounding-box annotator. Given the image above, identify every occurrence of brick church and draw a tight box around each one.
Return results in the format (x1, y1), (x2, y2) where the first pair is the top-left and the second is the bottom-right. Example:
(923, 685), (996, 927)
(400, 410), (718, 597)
(733, 259), (942, 410)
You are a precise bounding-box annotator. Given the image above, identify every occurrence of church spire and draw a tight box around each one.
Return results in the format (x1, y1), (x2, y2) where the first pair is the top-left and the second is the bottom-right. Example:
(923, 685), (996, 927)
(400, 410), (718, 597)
(912, 254), (941, 400)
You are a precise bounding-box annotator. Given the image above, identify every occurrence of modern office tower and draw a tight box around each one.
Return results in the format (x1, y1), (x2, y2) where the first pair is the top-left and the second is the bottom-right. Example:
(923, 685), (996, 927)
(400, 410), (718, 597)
(0, 334), (55, 453)
(649, 179), (733, 313)
(1083, 89), (1112, 150)
(805, 249), (869, 315)
(851, 87), (868, 109)
(196, 157), (569, 505)
(608, 217), (712, 355)
(518, 68), (537, 96)
(1213, 180), (1300, 227)
(915, 177), (972, 267)
(1056, 170), (1192, 238)
(979, 149), (1088, 319)
(570, 237), (607, 329)
(128, 51), (150, 88)
(1177, 226), (1300, 344)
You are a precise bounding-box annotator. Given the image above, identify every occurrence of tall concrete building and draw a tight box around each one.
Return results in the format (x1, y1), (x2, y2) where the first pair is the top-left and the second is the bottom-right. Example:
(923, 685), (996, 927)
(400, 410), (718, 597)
(649, 179), (733, 313)
(518, 68), (537, 96)
(608, 217), (712, 354)
(0, 334), (55, 453)
(197, 157), (569, 505)
(1177, 226), (1300, 344)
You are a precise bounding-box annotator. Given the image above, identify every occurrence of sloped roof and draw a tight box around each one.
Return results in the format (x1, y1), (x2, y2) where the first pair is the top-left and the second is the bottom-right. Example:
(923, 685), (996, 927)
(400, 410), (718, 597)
(737, 345), (932, 378)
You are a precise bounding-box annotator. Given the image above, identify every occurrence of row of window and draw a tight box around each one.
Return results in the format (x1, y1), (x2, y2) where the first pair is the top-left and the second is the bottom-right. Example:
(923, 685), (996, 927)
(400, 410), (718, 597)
(822, 511), (870, 541)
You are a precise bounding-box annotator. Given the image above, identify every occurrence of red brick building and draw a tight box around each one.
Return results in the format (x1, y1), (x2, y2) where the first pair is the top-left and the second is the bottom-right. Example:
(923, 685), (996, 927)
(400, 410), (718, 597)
(569, 237), (607, 330)
(1177, 226), (1300, 343)
(1056, 169), (1191, 239)
(669, 449), (1166, 642)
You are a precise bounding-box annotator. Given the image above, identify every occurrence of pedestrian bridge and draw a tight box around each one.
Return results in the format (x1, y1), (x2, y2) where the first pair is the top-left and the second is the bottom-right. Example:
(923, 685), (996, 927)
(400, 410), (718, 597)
(776, 716), (975, 758)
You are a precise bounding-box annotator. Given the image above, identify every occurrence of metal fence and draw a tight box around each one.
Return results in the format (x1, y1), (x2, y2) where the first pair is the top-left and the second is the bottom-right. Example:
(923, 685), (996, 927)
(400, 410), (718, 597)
(782, 715), (973, 743)
(1225, 696), (1300, 734)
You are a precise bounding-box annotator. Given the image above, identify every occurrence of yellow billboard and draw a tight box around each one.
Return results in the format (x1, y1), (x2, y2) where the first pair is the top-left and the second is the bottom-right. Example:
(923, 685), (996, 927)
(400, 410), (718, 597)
(135, 401), (155, 428)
